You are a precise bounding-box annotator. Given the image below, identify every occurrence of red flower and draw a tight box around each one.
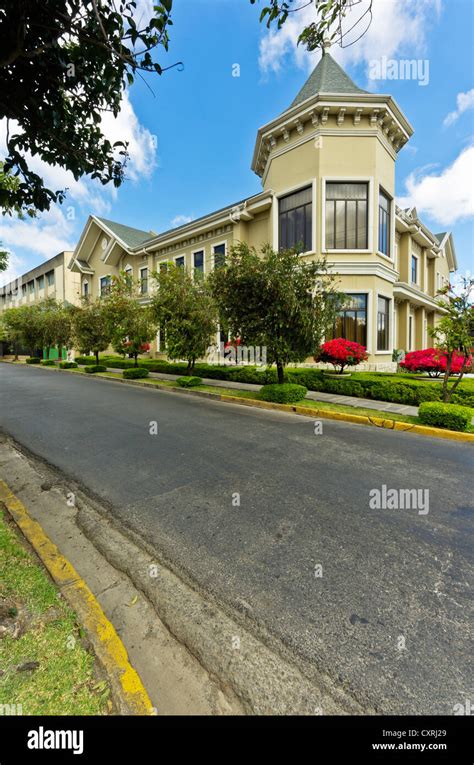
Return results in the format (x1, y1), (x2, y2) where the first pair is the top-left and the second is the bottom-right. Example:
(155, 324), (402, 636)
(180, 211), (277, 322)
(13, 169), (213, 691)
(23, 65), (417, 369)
(316, 338), (368, 373)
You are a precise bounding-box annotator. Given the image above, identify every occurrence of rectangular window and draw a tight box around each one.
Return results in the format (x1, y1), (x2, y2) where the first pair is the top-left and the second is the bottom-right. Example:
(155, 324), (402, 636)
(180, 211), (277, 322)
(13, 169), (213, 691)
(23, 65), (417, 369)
(21, 284), (27, 296)
(174, 256), (185, 269)
(411, 255), (418, 284)
(279, 186), (312, 252)
(124, 267), (133, 284)
(331, 293), (367, 346)
(83, 281), (89, 297)
(213, 243), (226, 269)
(378, 189), (391, 256)
(193, 250), (204, 273)
(377, 296), (390, 351)
(159, 262), (167, 273)
(100, 276), (111, 296)
(28, 281), (34, 294)
(140, 267), (148, 294)
(325, 182), (368, 250)
(46, 271), (54, 287)
(37, 275), (44, 290)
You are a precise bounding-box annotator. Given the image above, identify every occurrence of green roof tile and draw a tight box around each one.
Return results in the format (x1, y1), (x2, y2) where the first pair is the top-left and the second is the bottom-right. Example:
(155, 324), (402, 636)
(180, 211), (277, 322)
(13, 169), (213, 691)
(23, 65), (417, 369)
(286, 50), (367, 111)
(95, 216), (155, 248)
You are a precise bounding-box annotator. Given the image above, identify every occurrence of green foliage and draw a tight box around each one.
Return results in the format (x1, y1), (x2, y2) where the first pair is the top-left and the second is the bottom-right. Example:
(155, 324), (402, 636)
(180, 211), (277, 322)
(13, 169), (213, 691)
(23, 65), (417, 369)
(84, 365), (107, 374)
(25, 357), (41, 364)
(260, 383), (307, 403)
(123, 367), (149, 379)
(74, 356), (96, 365)
(40, 359), (56, 366)
(59, 361), (78, 369)
(0, 1), (176, 214)
(151, 262), (218, 374)
(418, 401), (472, 432)
(209, 243), (343, 383)
(176, 376), (202, 387)
(250, 0), (373, 52)
(103, 273), (157, 366)
(72, 299), (112, 364)
(430, 277), (474, 402)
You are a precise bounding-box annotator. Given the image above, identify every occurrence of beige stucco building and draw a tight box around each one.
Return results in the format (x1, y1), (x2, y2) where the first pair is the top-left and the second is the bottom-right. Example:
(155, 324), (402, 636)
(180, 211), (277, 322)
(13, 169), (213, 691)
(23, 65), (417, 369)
(0, 250), (78, 310)
(1, 48), (457, 368)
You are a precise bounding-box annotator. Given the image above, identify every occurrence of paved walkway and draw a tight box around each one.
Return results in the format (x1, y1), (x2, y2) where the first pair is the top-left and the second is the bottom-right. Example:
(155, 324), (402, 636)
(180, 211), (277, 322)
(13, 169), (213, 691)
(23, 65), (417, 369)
(106, 368), (420, 417)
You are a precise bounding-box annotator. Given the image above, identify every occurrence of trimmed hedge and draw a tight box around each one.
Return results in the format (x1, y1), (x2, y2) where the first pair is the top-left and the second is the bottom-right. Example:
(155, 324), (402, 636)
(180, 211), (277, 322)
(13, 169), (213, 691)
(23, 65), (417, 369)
(84, 365), (107, 374)
(260, 383), (307, 404)
(418, 401), (472, 432)
(123, 367), (149, 379)
(25, 357), (41, 364)
(73, 355), (474, 408)
(75, 356), (96, 365)
(59, 361), (78, 369)
(176, 376), (203, 387)
(41, 359), (56, 366)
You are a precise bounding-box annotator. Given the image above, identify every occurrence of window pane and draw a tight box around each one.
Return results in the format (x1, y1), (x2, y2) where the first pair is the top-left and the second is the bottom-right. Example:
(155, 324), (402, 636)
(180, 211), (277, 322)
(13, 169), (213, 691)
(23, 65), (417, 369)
(326, 182), (368, 201)
(357, 201), (367, 248)
(305, 204), (312, 250)
(335, 201), (345, 248)
(194, 251), (204, 272)
(295, 206), (304, 249)
(346, 200), (357, 249)
(214, 244), (225, 268)
(325, 201), (335, 249)
(280, 186), (312, 212)
(175, 257), (184, 268)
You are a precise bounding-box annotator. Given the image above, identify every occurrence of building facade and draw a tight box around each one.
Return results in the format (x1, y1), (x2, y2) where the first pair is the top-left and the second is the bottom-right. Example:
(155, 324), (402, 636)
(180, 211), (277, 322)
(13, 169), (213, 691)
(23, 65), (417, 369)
(1, 47), (457, 368)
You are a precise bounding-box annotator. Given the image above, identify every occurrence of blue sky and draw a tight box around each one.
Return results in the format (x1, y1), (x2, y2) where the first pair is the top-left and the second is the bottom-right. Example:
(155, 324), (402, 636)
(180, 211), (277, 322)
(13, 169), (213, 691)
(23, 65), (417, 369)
(1, 0), (473, 283)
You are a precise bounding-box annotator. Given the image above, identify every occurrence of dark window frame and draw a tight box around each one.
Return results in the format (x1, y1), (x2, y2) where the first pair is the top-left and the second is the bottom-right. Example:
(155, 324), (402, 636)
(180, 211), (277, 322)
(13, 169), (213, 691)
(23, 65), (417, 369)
(331, 293), (368, 346)
(411, 255), (418, 284)
(139, 267), (148, 294)
(213, 243), (226, 269)
(377, 295), (390, 351)
(278, 186), (313, 253)
(378, 188), (391, 257)
(325, 181), (369, 250)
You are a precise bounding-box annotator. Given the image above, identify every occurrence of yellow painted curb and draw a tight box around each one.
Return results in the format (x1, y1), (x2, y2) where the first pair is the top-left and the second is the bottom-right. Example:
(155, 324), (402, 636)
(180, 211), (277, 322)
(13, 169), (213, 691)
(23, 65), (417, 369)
(0, 480), (154, 715)
(4, 359), (473, 443)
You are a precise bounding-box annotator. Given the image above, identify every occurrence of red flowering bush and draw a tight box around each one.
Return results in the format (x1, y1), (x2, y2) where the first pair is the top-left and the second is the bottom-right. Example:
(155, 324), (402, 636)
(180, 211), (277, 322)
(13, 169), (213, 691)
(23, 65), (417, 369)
(400, 348), (471, 377)
(316, 338), (368, 374)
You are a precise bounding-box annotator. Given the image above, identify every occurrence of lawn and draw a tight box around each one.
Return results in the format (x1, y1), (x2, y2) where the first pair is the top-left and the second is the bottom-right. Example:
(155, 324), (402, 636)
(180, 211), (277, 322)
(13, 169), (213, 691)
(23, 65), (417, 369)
(0, 508), (111, 715)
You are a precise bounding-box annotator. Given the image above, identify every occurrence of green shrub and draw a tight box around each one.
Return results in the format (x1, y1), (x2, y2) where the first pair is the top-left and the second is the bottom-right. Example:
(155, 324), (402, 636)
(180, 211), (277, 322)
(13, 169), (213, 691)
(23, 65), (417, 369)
(176, 376), (203, 387)
(25, 357), (41, 364)
(40, 359), (56, 366)
(123, 368), (149, 379)
(84, 365), (107, 374)
(259, 383), (307, 404)
(75, 356), (96, 365)
(59, 361), (78, 369)
(418, 401), (472, 432)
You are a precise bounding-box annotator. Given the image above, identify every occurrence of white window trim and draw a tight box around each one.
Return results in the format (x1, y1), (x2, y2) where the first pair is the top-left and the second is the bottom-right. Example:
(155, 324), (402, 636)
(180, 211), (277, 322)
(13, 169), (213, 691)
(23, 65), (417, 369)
(411, 253), (419, 286)
(374, 290), (393, 354)
(192, 247), (206, 278)
(272, 178), (316, 255)
(325, 289), (373, 354)
(211, 241), (227, 269)
(376, 186), (394, 261)
(173, 254), (186, 268)
(99, 274), (111, 296)
(321, 176), (373, 254)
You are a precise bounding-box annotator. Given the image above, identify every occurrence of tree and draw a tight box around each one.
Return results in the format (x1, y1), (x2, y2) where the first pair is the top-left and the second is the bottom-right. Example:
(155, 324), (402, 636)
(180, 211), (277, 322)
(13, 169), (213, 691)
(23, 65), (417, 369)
(151, 263), (218, 374)
(0, 304), (44, 356)
(72, 298), (112, 364)
(251, 0), (373, 52)
(103, 273), (157, 366)
(430, 277), (474, 402)
(0, 0), (178, 214)
(209, 243), (342, 384)
(38, 298), (74, 360)
(0, 306), (25, 359)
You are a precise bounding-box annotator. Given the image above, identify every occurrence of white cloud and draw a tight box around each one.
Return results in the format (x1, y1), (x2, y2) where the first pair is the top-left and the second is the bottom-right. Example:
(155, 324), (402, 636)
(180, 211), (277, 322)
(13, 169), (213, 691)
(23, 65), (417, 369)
(397, 145), (474, 226)
(101, 91), (157, 182)
(171, 214), (194, 228)
(443, 89), (474, 128)
(258, 0), (441, 80)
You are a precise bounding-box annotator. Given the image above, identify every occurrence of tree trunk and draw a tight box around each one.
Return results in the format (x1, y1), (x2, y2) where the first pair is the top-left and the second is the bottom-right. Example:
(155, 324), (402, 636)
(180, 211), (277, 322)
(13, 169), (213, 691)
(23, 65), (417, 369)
(134, 352), (138, 367)
(276, 361), (284, 384)
(442, 354), (453, 402)
(57, 344), (62, 363)
(95, 350), (99, 365)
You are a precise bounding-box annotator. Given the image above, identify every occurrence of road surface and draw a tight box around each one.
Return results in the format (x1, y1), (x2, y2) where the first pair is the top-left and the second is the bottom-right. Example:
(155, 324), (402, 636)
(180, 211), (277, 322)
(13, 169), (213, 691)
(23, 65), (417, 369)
(1, 363), (472, 714)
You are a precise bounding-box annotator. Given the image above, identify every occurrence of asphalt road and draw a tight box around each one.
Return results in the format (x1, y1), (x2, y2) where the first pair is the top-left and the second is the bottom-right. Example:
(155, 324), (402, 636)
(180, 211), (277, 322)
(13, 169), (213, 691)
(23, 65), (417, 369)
(1, 363), (472, 714)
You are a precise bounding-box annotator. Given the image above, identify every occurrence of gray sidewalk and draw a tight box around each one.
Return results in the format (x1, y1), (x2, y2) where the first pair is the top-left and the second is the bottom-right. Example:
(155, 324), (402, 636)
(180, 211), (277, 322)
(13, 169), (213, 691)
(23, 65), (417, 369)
(106, 367), (420, 417)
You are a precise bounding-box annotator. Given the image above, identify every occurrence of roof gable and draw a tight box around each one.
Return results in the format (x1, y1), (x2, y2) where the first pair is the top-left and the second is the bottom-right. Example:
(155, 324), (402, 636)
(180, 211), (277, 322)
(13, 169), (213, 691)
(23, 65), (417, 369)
(94, 216), (156, 248)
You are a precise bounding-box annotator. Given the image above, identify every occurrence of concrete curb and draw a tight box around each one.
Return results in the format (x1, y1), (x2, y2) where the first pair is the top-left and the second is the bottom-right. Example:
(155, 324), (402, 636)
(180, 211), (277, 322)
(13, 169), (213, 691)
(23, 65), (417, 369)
(3, 360), (473, 443)
(0, 480), (154, 716)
